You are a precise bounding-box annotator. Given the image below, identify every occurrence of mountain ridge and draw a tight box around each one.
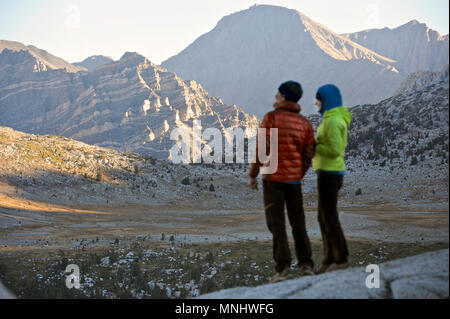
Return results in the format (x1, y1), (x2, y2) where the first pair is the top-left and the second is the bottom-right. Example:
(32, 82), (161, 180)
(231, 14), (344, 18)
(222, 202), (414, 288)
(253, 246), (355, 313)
(0, 48), (258, 159)
(0, 40), (87, 73)
(342, 19), (449, 74)
(73, 55), (114, 71)
(162, 4), (407, 117)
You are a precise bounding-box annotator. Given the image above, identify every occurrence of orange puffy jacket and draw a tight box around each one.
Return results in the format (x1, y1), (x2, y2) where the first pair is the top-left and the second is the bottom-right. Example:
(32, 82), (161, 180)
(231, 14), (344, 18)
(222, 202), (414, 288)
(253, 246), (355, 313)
(249, 101), (315, 182)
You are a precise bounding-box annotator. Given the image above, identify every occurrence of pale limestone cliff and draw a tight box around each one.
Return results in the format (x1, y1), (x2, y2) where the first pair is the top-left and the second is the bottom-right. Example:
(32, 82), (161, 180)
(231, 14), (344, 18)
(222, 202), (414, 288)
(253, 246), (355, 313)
(0, 50), (258, 159)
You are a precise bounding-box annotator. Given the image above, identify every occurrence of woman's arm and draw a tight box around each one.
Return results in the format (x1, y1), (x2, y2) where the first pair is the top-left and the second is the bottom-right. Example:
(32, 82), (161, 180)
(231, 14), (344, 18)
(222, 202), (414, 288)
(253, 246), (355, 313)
(315, 119), (344, 158)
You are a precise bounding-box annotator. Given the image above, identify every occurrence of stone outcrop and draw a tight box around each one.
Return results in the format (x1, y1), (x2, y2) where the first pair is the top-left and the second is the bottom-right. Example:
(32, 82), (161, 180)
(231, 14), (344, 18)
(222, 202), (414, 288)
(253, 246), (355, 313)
(0, 280), (15, 299)
(394, 65), (449, 95)
(199, 249), (449, 299)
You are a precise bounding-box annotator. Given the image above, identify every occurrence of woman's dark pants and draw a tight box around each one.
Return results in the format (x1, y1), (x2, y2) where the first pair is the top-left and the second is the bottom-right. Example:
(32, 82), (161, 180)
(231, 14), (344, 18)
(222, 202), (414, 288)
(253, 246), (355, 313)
(317, 172), (349, 265)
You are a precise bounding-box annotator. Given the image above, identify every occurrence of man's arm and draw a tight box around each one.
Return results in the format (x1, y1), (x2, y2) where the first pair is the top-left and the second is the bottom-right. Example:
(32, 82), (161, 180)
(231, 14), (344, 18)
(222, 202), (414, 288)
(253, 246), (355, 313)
(301, 121), (315, 179)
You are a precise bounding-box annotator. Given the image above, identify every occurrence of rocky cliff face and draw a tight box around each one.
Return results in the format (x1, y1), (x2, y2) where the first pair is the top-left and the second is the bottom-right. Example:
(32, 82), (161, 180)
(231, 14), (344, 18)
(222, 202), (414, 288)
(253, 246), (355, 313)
(0, 40), (87, 73)
(394, 65), (449, 95)
(162, 4), (404, 117)
(342, 20), (449, 75)
(0, 49), (258, 159)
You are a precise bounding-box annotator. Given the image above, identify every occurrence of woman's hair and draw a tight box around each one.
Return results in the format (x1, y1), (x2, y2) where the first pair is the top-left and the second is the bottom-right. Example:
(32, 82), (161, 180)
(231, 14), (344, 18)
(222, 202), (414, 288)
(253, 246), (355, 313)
(316, 92), (322, 101)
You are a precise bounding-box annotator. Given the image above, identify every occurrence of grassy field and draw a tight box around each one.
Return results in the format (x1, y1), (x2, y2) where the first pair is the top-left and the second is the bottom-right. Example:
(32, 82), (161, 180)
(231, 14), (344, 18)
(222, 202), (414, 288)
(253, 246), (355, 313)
(0, 238), (447, 299)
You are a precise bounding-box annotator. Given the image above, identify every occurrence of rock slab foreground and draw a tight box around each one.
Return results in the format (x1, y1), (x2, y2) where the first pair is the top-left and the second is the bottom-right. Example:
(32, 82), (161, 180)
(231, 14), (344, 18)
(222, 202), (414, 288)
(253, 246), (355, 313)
(199, 249), (449, 299)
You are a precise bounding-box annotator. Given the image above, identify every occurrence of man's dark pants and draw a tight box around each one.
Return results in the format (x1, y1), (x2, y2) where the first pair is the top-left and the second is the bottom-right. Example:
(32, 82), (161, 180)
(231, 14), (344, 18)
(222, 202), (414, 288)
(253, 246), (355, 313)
(263, 179), (313, 273)
(317, 172), (348, 265)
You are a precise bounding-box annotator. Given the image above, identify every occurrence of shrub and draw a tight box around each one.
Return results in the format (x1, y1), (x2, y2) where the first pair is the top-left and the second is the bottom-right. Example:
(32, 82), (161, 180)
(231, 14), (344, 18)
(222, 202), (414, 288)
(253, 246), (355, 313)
(186, 264), (202, 282)
(108, 250), (118, 264)
(205, 251), (215, 263)
(200, 278), (219, 294)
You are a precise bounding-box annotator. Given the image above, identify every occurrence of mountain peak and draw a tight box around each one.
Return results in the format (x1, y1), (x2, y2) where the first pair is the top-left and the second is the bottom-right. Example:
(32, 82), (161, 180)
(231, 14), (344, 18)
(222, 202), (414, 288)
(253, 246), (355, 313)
(73, 55), (114, 71)
(405, 19), (421, 26)
(0, 40), (86, 72)
(400, 19), (428, 29)
(243, 4), (313, 22)
(80, 55), (114, 63)
(118, 52), (151, 66)
(115, 52), (151, 68)
(162, 5), (403, 117)
(120, 51), (144, 60)
(216, 4), (305, 28)
(212, 5), (392, 63)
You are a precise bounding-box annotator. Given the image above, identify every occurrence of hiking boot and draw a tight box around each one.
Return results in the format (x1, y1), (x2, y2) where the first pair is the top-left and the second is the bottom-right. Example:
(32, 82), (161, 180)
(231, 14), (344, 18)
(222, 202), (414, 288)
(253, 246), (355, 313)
(315, 263), (331, 275)
(299, 265), (314, 276)
(323, 262), (349, 273)
(269, 267), (291, 283)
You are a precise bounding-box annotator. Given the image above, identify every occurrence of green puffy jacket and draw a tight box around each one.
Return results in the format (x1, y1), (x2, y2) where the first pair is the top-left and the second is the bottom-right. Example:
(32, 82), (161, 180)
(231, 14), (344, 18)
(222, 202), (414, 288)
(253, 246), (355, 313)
(313, 106), (352, 173)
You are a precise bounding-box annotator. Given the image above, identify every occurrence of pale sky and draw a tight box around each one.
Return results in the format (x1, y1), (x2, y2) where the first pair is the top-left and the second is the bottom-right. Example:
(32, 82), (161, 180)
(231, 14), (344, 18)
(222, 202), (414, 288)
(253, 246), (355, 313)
(1, 0), (448, 65)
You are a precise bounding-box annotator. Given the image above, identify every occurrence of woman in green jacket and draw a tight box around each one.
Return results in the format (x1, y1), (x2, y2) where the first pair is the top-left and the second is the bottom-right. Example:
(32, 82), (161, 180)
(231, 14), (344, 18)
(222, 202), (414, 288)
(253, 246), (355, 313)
(313, 84), (352, 274)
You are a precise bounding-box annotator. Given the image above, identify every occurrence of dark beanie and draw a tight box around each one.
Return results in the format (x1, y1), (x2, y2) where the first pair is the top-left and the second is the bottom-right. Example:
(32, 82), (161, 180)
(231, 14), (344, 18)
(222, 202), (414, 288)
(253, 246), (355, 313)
(278, 81), (303, 102)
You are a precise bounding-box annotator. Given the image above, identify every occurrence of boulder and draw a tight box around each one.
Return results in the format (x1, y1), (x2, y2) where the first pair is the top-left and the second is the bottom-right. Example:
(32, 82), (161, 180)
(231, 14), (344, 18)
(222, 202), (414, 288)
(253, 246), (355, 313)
(198, 249), (449, 299)
(0, 280), (15, 299)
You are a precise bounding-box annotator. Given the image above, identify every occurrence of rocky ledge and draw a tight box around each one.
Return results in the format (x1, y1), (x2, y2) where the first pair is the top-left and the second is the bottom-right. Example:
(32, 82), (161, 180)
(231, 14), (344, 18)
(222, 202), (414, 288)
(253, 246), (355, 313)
(199, 249), (449, 299)
(0, 281), (14, 299)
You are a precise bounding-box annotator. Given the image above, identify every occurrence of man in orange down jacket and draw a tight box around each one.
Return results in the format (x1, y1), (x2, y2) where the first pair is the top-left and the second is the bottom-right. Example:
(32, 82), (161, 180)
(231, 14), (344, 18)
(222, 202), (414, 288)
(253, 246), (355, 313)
(248, 81), (315, 282)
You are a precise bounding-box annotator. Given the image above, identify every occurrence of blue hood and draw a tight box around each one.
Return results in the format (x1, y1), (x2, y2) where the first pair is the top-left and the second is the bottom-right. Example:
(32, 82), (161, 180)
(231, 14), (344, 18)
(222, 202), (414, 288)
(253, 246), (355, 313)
(316, 84), (343, 115)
